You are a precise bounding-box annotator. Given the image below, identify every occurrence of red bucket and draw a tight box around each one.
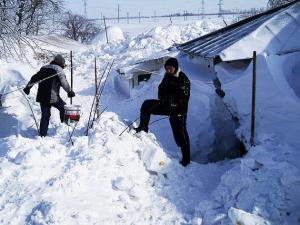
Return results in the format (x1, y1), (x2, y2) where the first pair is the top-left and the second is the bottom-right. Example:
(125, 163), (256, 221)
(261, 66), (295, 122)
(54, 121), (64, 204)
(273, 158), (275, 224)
(64, 105), (81, 123)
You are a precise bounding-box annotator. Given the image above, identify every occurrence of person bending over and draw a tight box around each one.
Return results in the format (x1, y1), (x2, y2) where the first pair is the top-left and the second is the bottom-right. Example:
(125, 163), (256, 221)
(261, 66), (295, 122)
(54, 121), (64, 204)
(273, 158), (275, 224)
(23, 54), (75, 137)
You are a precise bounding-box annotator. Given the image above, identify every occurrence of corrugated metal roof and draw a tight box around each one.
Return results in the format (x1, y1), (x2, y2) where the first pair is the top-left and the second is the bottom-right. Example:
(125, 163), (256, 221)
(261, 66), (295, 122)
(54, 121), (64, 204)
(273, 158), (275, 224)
(177, 0), (300, 60)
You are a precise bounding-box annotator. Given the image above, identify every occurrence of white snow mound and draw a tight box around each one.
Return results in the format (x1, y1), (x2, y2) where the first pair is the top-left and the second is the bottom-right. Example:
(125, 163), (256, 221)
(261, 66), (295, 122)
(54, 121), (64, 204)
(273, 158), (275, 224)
(92, 26), (125, 44)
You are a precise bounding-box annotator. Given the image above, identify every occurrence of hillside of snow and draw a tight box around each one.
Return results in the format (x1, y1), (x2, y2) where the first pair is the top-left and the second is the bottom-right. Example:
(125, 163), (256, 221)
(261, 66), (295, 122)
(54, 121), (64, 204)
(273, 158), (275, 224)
(1, 17), (300, 225)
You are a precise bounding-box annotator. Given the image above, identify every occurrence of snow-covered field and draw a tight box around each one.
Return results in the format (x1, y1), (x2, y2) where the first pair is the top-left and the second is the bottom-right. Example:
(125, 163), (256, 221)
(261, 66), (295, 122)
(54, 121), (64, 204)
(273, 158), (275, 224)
(0, 16), (300, 225)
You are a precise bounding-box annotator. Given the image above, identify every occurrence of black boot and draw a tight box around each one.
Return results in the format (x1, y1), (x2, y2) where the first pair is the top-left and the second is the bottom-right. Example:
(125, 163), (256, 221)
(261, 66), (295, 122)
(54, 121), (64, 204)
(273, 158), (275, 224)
(134, 112), (150, 133)
(179, 145), (190, 167)
(133, 126), (148, 133)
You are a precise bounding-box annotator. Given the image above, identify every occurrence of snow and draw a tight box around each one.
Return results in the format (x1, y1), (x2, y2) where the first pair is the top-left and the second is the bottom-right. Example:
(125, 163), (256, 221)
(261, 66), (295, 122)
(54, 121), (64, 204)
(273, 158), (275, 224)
(220, 2), (300, 61)
(92, 26), (125, 44)
(1, 15), (300, 225)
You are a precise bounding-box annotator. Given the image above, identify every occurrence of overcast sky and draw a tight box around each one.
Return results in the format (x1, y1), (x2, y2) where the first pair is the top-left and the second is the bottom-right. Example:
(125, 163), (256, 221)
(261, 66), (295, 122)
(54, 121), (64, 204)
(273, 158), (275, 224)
(65, 0), (269, 18)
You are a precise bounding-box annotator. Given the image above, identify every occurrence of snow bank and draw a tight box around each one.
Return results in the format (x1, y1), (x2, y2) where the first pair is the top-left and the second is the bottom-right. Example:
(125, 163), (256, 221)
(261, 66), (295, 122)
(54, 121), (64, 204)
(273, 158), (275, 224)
(193, 53), (300, 224)
(83, 21), (221, 69)
(0, 69), (25, 91)
(0, 109), (233, 224)
(229, 207), (271, 225)
(3, 16), (300, 225)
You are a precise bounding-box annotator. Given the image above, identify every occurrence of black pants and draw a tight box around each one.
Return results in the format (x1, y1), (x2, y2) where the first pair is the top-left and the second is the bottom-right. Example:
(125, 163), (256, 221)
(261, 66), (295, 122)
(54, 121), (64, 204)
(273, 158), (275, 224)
(40, 98), (66, 136)
(139, 99), (190, 161)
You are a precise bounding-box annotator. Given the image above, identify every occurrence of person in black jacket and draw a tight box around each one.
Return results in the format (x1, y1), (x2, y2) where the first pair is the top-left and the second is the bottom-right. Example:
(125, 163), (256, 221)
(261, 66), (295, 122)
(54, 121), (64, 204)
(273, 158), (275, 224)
(134, 57), (191, 166)
(23, 54), (75, 137)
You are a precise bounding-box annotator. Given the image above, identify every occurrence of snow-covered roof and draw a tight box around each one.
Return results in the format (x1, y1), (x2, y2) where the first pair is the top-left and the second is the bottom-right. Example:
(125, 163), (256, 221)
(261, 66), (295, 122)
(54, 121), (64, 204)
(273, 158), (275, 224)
(177, 0), (300, 61)
(117, 50), (176, 79)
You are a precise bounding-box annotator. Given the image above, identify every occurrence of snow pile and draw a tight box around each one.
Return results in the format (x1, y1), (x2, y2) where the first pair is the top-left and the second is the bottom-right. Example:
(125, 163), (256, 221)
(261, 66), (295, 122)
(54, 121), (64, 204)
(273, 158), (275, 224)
(84, 21), (221, 68)
(0, 110), (232, 224)
(191, 52), (300, 224)
(92, 26), (125, 44)
(127, 20), (219, 52)
(228, 207), (271, 225)
(1, 16), (300, 225)
(35, 35), (84, 52)
(0, 70), (25, 96)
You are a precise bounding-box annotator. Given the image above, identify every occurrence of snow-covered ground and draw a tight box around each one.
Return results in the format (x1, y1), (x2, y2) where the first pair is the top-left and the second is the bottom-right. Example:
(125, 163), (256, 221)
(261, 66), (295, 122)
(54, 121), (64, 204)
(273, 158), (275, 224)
(0, 16), (300, 225)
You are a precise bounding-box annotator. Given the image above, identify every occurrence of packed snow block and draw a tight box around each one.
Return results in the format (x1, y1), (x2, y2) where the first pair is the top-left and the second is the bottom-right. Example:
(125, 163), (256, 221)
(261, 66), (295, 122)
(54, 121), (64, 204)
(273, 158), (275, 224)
(114, 75), (131, 98)
(267, 52), (300, 100)
(0, 69), (25, 92)
(25, 201), (53, 224)
(140, 147), (170, 173)
(228, 207), (271, 225)
(112, 177), (134, 192)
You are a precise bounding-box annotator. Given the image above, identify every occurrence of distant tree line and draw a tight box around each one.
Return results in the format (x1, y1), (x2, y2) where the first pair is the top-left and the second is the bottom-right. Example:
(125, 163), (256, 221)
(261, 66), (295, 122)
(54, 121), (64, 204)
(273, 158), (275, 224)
(233, 0), (294, 23)
(267, 0), (294, 9)
(0, 0), (101, 59)
(232, 8), (266, 23)
(0, 0), (64, 58)
(62, 11), (100, 43)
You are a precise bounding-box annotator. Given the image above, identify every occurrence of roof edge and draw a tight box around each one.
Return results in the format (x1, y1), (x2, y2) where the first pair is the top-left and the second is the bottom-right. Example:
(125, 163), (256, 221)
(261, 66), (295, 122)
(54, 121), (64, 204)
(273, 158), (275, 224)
(177, 0), (300, 49)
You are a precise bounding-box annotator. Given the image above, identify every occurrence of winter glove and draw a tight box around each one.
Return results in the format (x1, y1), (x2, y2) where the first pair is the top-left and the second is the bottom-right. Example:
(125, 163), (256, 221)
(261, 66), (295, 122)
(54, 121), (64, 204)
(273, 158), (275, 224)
(215, 89), (225, 98)
(23, 87), (30, 95)
(68, 91), (75, 98)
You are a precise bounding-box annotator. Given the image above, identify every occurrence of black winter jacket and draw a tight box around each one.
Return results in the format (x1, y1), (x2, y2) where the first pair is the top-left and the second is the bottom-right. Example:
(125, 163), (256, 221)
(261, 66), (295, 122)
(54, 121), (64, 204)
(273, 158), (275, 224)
(26, 63), (71, 103)
(158, 70), (190, 114)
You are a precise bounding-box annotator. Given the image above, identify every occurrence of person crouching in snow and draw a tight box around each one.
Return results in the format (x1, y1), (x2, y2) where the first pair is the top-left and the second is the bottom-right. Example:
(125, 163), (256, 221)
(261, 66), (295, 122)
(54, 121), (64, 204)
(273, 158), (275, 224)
(23, 54), (75, 137)
(134, 57), (191, 167)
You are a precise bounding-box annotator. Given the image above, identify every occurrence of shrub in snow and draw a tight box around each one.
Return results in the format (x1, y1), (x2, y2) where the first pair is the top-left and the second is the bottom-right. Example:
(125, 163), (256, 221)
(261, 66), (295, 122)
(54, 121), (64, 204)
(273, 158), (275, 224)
(62, 11), (100, 43)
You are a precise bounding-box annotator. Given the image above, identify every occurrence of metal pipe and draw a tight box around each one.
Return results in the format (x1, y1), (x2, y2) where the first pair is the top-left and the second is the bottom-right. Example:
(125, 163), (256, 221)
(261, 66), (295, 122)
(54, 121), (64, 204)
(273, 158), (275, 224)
(70, 51), (74, 105)
(95, 57), (100, 118)
(250, 51), (257, 146)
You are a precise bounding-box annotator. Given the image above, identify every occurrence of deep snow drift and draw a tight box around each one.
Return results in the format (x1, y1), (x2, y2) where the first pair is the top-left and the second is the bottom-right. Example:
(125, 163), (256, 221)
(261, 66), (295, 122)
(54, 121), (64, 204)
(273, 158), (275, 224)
(0, 17), (300, 225)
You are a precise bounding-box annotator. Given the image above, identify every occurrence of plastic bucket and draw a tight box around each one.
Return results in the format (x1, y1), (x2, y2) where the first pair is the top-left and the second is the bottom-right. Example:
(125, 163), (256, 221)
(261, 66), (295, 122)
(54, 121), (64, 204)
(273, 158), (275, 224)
(64, 105), (81, 123)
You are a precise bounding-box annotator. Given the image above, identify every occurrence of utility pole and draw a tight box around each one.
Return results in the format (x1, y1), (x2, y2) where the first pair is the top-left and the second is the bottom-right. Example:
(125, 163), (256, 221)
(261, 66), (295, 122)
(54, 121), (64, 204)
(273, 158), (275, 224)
(127, 12), (129, 24)
(202, 0), (205, 19)
(83, 0), (87, 17)
(139, 11), (141, 23)
(117, 3), (120, 23)
(218, 0), (223, 17)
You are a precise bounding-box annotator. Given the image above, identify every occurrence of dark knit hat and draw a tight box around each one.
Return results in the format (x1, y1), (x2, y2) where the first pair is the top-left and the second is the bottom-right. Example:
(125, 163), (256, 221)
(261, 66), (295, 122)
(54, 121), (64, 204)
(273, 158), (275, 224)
(53, 54), (66, 67)
(164, 57), (179, 71)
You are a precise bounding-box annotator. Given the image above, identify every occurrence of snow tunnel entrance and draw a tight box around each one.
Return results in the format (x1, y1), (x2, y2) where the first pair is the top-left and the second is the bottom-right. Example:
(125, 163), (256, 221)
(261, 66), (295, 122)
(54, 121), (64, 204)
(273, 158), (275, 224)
(172, 55), (250, 164)
(193, 95), (247, 163)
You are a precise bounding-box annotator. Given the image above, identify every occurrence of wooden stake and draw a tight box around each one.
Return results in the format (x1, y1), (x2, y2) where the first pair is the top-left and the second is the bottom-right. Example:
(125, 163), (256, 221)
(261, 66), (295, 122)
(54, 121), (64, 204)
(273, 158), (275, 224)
(250, 51), (257, 146)
(103, 16), (109, 44)
(70, 50), (73, 105)
(95, 57), (100, 118)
